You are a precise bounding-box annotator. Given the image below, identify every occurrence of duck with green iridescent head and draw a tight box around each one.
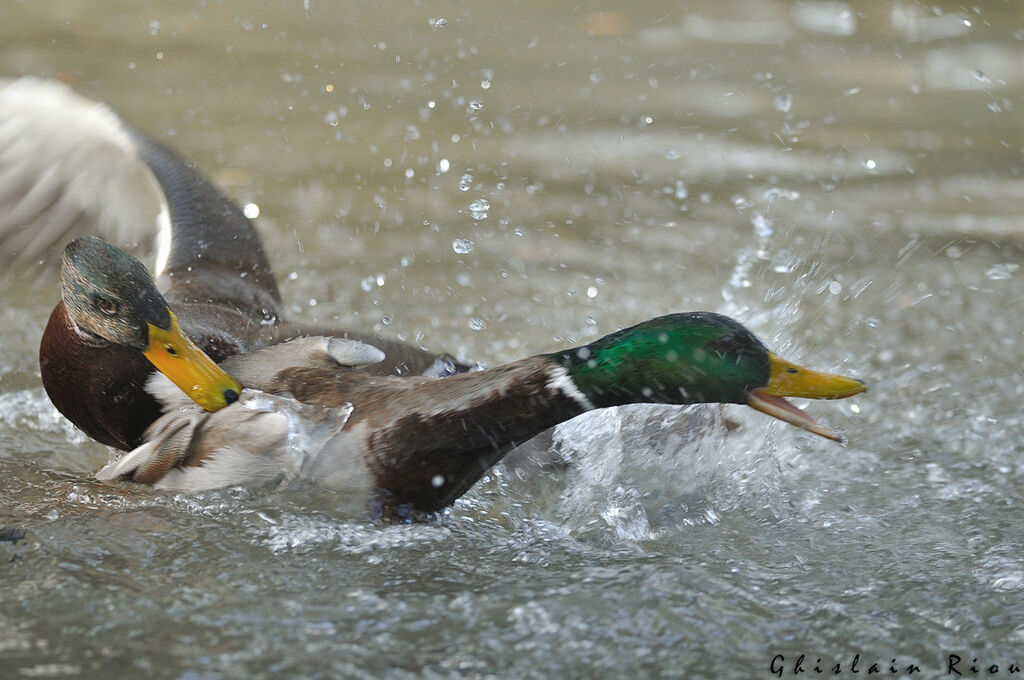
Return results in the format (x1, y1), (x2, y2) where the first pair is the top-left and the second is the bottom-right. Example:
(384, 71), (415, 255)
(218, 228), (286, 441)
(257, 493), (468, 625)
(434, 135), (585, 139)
(68, 239), (866, 518)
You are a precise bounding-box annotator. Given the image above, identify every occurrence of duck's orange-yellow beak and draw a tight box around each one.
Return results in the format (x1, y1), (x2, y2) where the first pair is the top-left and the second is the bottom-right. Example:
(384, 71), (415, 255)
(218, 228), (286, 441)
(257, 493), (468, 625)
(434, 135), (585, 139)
(748, 353), (866, 442)
(142, 311), (241, 411)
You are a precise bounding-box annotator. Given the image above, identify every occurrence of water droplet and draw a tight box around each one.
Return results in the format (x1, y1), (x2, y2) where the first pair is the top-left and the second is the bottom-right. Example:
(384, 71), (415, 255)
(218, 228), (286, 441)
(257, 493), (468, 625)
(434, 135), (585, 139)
(404, 168), (415, 179)
(467, 99), (484, 112)
(429, 17), (448, 28)
(665, 148), (680, 160)
(480, 79), (491, 90)
(360, 274), (385, 291)
(674, 180), (688, 200)
(243, 202), (260, 218)
(431, 474), (445, 487)
(586, 286), (598, 298)
(438, 158), (450, 173)
(458, 173), (473, 191)
(469, 317), (486, 331)
(774, 93), (793, 113)
(752, 213), (773, 237)
(468, 198), (490, 220)
(863, 159), (877, 170)
(986, 263), (1019, 280)
(828, 281), (842, 294)
(288, 271), (299, 281)
(452, 238), (475, 254)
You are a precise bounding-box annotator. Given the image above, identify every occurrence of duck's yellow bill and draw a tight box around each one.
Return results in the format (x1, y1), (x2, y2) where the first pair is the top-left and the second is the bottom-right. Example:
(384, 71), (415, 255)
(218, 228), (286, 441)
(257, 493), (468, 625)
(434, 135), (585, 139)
(142, 311), (241, 412)
(748, 353), (866, 442)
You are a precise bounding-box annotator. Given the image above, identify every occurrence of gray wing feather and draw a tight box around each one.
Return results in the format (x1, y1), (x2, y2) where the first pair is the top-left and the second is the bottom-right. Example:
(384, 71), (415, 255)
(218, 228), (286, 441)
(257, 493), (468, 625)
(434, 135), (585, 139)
(0, 77), (166, 271)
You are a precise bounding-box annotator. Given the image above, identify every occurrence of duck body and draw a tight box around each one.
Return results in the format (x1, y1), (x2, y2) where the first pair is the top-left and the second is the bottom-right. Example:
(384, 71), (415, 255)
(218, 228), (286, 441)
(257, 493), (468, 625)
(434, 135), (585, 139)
(3, 77), (466, 450)
(40, 295), (465, 450)
(102, 337), (589, 515)
(95, 307), (865, 518)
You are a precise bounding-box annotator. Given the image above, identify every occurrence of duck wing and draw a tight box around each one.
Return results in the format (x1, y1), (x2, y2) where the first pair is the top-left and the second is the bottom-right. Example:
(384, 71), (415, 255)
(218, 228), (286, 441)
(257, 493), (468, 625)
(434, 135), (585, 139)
(0, 77), (283, 321)
(0, 78), (164, 270)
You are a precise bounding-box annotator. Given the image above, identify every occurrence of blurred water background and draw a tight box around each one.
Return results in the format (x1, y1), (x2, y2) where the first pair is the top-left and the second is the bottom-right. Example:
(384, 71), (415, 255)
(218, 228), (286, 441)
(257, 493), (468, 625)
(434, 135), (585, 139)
(2, 1), (1024, 678)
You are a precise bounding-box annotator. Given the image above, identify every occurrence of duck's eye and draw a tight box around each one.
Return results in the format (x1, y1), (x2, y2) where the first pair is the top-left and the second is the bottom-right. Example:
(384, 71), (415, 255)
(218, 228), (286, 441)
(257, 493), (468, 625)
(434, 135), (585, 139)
(164, 345), (178, 357)
(96, 298), (118, 316)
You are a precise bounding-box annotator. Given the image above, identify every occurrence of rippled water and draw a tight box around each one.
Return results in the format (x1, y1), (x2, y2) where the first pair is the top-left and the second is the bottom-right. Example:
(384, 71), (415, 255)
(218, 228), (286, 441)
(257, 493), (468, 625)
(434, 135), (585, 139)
(3, 1), (1024, 678)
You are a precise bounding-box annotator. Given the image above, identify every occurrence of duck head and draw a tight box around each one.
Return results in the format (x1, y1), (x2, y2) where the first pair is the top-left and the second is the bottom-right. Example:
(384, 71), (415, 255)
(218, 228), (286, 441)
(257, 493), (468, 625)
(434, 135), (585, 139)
(60, 236), (241, 411)
(559, 312), (866, 441)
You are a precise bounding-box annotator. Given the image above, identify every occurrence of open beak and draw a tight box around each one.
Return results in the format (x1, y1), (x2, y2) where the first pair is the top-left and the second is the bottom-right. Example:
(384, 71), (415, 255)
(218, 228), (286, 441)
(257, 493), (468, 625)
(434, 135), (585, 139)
(142, 311), (242, 411)
(748, 353), (866, 442)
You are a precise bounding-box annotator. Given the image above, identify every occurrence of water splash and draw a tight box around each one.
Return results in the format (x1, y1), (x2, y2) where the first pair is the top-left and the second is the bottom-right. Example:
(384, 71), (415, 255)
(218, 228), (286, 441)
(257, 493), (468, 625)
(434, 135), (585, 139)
(468, 198), (490, 220)
(239, 390), (353, 484)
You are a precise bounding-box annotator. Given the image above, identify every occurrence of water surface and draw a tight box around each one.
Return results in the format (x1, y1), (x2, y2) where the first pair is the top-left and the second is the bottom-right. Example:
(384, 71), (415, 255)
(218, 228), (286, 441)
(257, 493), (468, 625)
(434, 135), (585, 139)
(2, 1), (1024, 678)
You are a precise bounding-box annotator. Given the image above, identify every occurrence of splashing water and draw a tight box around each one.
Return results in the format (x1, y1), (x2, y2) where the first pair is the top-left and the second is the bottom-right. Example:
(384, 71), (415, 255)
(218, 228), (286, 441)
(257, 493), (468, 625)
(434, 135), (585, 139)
(468, 198), (490, 220)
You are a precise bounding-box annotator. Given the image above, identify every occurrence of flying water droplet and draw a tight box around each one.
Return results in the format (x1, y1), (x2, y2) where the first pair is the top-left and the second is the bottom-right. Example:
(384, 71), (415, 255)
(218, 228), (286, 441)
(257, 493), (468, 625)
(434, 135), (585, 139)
(468, 198), (490, 220)
(774, 93), (793, 113)
(458, 173), (473, 191)
(429, 17), (448, 28)
(467, 99), (484, 112)
(674, 180), (688, 200)
(360, 274), (385, 291)
(452, 238), (475, 254)
(986, 263), (1019, 280)
(752, 213), (773, 237)
(468, 317), (486, 331)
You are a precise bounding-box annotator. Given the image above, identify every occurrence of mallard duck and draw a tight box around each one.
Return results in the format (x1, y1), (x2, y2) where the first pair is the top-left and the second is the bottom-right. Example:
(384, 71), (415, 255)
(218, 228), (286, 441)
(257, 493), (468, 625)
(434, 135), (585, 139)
(1, 77), (467, 450)
(65, 239), (866, 517)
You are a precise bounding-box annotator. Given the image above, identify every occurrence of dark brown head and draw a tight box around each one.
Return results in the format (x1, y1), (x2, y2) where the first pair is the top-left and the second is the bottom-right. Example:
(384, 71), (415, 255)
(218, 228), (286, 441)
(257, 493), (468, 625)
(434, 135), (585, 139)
(59, 237), (241, 411)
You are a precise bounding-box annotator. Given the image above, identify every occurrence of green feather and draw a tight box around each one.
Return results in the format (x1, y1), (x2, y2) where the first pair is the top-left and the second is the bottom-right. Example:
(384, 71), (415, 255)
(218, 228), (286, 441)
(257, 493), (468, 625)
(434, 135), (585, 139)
(551, 312), (772, 408)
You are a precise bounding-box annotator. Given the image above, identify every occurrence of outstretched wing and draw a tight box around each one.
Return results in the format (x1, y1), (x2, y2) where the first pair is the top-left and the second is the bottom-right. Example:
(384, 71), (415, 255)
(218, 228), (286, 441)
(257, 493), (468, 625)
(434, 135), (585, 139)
(0, 77), (164, 270)
(0, 77), (283, 319)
